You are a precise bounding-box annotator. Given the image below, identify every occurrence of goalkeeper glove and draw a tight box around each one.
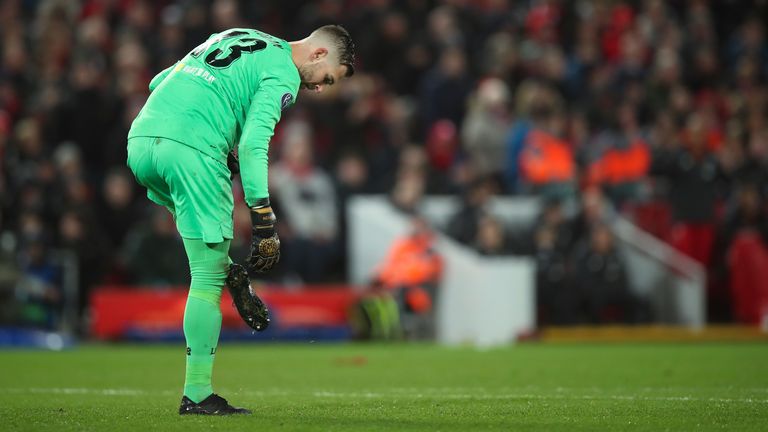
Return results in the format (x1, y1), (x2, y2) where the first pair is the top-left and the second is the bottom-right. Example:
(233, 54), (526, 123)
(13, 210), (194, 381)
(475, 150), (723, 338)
(247, 198), (280, 273)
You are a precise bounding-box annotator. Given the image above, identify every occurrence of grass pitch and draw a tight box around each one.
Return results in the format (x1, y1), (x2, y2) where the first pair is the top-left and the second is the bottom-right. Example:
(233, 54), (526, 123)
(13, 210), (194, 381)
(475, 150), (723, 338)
(1, 342), (767, 431)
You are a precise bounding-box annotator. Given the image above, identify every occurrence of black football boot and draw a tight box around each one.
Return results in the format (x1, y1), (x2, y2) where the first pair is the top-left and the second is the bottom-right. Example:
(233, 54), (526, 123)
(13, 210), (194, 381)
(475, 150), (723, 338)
(179, 393), (252, 415)
(226, 263), (270, 331)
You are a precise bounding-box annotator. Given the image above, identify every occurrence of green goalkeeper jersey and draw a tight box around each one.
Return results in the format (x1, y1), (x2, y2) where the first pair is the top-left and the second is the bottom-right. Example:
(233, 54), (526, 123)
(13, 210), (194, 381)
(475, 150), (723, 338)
(128, 28), (300, 206)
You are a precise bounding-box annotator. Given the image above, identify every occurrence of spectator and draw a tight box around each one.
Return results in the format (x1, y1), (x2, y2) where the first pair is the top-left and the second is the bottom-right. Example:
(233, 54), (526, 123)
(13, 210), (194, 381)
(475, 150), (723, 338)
(333, 152), (372, 277)
(334, 152), (372, 203)
(534, 198), (573, 253)
(121, 207), (187, 286)
(650, 112), (727, 266)
(270, 121), (339, 283)
(15, 234), (62, 329)
(389, 171), (425, 216)
(567, 187), (613, 252)
(528, 196), (578, 325)
(364, 12), (412, 95)
(54, 52), (117, 179)
(712, 181), (768, 320)
(97, 167), (142, 249)
(727, 17), (768, 77)
(0, 239), (20, 326)
(733, 127), (768, 193)
(503, 81), (547, 193)
(425, 120), (459, 177)
(419, 46), (472, 132)
(719, 182), (768, 252)
(56, 209), (110, 323)
(533, 223), (573, 325)
(446, 177), (494, 245)
(374, 216), (443, 339)
(461, 78), (512, 180)
(517, 104), (575, 199)
(572, 224), (639, 324)
(583, 104), (651, 206)
(474, 215), (510, 256)
(387, 144), (440, 193)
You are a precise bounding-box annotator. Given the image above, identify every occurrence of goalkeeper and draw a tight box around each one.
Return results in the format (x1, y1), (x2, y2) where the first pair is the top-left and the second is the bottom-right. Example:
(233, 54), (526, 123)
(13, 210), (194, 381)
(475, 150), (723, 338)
(126, 25), (354, 415)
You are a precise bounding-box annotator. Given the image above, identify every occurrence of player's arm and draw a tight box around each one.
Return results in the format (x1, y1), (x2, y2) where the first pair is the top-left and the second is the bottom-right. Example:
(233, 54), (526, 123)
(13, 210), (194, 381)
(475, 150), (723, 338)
(239, 75), (295, 203)
(238, 74), (296, 272)
(148, 62), (178, 92)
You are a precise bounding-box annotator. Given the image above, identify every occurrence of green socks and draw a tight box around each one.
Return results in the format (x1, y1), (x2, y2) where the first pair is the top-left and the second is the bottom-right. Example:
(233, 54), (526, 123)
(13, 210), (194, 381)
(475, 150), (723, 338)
(181, 238), (230, 403)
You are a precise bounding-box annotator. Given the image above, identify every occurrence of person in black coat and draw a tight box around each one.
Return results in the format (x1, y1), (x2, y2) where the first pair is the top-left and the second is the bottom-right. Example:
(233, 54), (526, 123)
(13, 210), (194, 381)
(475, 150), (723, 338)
(572, 224), (638, 324)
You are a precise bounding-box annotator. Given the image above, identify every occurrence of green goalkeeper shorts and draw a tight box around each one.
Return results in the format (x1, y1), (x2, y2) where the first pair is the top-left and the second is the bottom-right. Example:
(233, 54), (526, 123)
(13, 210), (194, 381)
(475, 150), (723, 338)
(127, 136), (234, 243)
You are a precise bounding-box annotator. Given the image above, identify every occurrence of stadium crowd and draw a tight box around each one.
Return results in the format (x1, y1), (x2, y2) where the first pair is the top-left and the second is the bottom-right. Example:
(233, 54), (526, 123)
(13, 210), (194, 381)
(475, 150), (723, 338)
(1, 0), (767, 329)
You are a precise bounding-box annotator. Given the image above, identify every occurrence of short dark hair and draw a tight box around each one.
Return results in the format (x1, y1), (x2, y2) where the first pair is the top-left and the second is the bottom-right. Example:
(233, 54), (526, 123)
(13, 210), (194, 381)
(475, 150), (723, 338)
(315, 24), (355, 77)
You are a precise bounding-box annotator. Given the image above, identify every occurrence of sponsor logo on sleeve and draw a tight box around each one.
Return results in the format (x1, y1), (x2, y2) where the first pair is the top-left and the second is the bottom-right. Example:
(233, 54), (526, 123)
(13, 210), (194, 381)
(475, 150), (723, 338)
(179, 64), (216, 83)
(281, 93), (294, 110)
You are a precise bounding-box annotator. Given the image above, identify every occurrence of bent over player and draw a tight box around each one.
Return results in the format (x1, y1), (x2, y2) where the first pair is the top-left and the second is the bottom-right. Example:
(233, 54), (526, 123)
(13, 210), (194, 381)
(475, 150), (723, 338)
(126, 25), (354, 415)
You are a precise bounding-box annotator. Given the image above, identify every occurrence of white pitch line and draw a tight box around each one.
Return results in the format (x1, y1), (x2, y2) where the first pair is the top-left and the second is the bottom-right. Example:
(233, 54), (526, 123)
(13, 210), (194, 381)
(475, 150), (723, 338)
(5, 388), (155, 396)
(5, 387), (767, 405)
(306, 390), (768, 405)
(3, 388), (283, 397)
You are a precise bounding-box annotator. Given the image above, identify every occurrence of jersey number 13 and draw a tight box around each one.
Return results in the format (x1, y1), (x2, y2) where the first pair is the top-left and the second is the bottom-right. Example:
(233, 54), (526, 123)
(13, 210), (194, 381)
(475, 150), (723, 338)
(190, 30), (267, 68)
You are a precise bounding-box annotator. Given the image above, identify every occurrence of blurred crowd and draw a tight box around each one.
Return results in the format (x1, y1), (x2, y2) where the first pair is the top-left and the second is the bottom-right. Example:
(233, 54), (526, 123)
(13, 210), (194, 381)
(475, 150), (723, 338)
(1, 0), (767, 329)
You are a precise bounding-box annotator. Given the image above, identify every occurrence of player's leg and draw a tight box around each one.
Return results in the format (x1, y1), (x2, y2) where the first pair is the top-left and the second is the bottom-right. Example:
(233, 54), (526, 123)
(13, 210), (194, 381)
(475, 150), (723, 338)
(179, 240), (258, 415)
(180, 238), (228, 403)
(152, 141), (230, 401)
(151, 138), (250, 414)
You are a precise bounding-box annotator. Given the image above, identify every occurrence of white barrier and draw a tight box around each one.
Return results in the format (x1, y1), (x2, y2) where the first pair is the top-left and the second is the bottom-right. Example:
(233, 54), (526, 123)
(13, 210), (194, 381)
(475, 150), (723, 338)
(436, 238), (535, 346)
(348, 196), (536, 347)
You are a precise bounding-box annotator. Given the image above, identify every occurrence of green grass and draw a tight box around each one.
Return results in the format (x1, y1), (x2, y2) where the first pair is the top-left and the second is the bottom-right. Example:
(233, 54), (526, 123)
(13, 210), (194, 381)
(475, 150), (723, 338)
(1, 342), (767, 431)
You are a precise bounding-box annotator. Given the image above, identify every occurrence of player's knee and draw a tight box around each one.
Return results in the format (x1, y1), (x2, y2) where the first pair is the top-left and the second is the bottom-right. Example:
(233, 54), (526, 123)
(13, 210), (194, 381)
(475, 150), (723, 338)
(190, 270), (226, 288)
(188, 258), (228, 301)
